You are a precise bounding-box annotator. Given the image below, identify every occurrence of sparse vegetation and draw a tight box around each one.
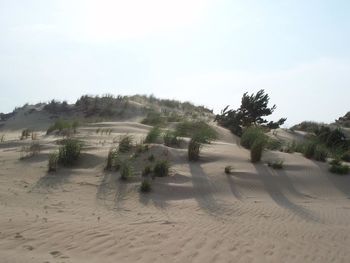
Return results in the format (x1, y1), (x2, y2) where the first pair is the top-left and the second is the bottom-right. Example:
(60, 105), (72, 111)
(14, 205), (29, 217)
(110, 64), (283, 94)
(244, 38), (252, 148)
(250, 138), (265, 163)
(224, 165), (233, 174)
(58, 139), (82, 166)
(142, 165), (152, 177)
(148, 154), (155, 162)
(176, 120), (217, 141)
(329, 159), (349, 175)
(313, 144), (329, 162)
(20, 129), (31, 140)
(0, 134), (5, 142)
(188, 138), (202, 161)
(20, 142), (41, 159)
(105, 149), (120, 171)
(153, 160), (170, 177)
(141, 111), (166, 126)
(240, 127), (267, 149)
(48, 152), (58, 172)
(140, 179), (152, 193)
(163, 130), (181, 147)
(118, 135), (133, 153)
(268, 160), (284, 169)
(120, 162), (133, 180)
(47, 119), (79, 135)
(144, 126), (161, 143)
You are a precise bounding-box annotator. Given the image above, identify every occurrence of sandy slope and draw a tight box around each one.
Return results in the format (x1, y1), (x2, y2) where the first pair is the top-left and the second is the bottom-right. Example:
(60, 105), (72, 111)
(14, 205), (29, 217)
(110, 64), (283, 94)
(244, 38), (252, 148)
(1, 122), (350, 263)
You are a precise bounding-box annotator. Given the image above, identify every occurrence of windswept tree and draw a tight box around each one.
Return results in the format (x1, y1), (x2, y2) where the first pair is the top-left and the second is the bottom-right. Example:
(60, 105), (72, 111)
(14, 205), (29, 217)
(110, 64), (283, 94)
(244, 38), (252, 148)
(215, 89), (286, 136)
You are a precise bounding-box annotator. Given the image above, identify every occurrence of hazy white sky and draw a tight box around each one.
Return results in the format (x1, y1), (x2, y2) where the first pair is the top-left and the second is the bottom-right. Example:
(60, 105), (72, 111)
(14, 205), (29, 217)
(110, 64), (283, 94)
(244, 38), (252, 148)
(1, 0), (349, 125)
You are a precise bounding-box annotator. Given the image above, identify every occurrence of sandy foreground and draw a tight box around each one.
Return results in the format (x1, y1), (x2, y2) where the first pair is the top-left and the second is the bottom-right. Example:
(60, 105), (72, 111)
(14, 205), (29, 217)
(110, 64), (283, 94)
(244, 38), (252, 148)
(1, 122), (350, 263)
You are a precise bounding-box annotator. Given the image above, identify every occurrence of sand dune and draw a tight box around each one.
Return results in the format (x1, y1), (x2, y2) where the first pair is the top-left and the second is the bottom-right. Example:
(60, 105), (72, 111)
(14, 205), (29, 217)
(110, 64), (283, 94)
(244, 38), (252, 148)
(1, 122), (350, 263)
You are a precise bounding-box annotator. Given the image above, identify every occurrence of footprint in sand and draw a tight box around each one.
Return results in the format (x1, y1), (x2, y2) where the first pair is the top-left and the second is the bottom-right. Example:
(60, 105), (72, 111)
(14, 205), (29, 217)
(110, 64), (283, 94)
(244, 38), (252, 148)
(50, 251), (69, 259)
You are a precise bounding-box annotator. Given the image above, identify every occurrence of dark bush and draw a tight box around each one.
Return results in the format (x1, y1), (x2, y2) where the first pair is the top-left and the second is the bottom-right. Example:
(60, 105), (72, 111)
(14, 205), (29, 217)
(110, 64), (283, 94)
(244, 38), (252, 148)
(153, 160), (170, 177)
(224, 166), (233, 174)
(163, 130), (180, 147)
(140, 180), (152, 193)
(240, 127), (266, 149)
(250, 138), (265, 163)
(145, 126), (161, 143)
(118, 135), (133, 153)
(329, 161), (349, 175)
(58, 139), (82, 166)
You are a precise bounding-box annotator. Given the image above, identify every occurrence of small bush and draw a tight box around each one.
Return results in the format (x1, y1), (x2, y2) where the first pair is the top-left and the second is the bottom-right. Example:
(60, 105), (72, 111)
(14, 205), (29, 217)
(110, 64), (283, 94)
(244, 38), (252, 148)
(176, 120), (217, 142)
(142, 165), (152, 177)
(313, 144), (328, 162)
(58, 139), (82, 166)
(224, 165), (233, 174)
(241, 127), (266, 149)
(188, 138), (202, 161)
(135, 143), (149, 154)
(266, 138), (282, 151)
(303, 141), (317, 159)
(148, 154), (155, 162)
(20, 129), (31, 140)
(153, 160), (170, 177)
(145, 126), (161, 143)
(105, 149), (120, 171)
(341, 151), (350, 162)
(47, 119), (76, 135)
(140, 180), (152, 193)
(250, 138), (265, 163)
(163, 130), (180, 147)
(141, 111), (166, 126)
(0, 134), (5, 143)
(118, 135), (133, 153)
(268, 160), (284, 169)
(120, 162), (133, 180)
(329, 160), (349, 175)
(48, 152), (58, 172)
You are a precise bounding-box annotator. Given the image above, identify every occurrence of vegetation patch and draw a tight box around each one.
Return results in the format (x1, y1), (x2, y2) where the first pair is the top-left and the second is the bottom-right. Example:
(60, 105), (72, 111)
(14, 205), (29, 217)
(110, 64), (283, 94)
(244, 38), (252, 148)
(329, 159), (349, 175)
(118, 135), (133, 153)
(144, 126), (161, 143)
(140, 179), (152, 193)
(267, 160), (284, 169)
(224, 165), (234, 174)
(48, 152), (58, 172)
(58, 139), (82, 166)
(153, 160), (170, 177)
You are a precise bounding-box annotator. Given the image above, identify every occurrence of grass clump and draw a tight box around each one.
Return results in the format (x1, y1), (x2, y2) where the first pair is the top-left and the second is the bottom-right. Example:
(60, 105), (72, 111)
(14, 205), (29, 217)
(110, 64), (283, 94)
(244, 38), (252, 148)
(48, 152), (58, 172)
(144, 126), (161, 143)
(267, 160), (284, 169)
(20, 129), (31, 140)
(120, 162), (133, 180)
(105, 149), (120, 171)
(142, 165), (152, 177)
(0, 134), (5, 142)
(176, 120), (217, 141)
(141, 111), (166, 126)
(118, 135), (133, 153)
(240, 127), (267, 149)
(153, 160), (170, 177)
(313, 144), (329, 162)
(163, 130), (180, 147)
(148, 154), (155, 162)
(329, 159), (349, 175)
(224, 165), (233, 174)
(188, 138), (202, 161)
(250, 138), (265, 163)
(47, 119), (79, 135)
(341, 151), (350, 162)
(140, 180), (152, 193)
(303, 141), (317, 159)
(58, 139), (82, 166)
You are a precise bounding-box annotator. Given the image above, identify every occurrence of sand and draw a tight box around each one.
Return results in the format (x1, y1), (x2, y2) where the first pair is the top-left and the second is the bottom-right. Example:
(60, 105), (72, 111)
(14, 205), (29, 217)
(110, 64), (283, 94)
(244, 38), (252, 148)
(1, 122), (350, 263)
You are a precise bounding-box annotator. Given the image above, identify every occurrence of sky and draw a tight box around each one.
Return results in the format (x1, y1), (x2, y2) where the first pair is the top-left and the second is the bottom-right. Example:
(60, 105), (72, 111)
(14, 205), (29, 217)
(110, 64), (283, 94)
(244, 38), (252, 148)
(0, 0), (349, 126)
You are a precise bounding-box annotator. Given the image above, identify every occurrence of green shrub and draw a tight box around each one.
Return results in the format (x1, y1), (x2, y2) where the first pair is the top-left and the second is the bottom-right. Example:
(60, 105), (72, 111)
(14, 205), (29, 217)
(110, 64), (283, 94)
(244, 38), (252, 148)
(135, 143), (149, 154)
(47, 119), (76, 135)
(105, 149), (120, 171)
(58, 139), (82, 166)
(0, 134), (4, 143)
(142, 165), (152, 177)
(118, 135), (133, 153)
(329, 161), (349, 175)
(120, 162), (133, 180)
(163, 130), (180, 147)
(303, 141), (317, 159)
(141, 111), (166, 126)
(140, 180), (152, 193)
(188, 138), (202, 161)
(250, 138), (265, 163)
(266, 138), (282, 151)
(267, 160), (284, 169)
(145, 126), (161, 143)
(176, 121), (217, 142)
(20, 129), (31, 140)
(48, 152), (58, 172)
(148, 154), (155, 162)
(224, 165), (233, 174)
(153, 160), (170, 177)
(341, 151), (350, 162)
(241, 127), (266, 149)
(313, 144), (328, 162)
